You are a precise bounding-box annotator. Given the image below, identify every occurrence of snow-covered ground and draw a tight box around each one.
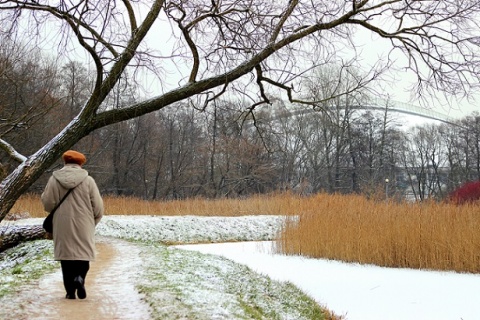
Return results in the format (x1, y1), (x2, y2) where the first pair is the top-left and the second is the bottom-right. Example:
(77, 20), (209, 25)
(180, 241), (480, 320)
(3, 215), (480, 319)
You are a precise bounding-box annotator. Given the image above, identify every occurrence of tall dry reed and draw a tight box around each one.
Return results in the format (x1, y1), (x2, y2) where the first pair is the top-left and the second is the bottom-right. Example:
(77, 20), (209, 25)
(102, 192), (304, 216)
(277, 193), (480, 273)
(10, 192), (303, 217)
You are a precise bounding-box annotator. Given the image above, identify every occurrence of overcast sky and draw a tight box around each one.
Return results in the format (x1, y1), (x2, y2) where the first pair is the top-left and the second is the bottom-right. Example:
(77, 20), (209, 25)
(34, 3), (479, 120)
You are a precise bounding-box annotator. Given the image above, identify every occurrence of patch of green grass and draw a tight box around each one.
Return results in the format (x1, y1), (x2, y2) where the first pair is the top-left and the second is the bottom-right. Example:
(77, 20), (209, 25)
(0, 240), (57, 298)
(11, 266), (23, 275)
(136, 244), (205, 319)
(239, 300), (265, 319)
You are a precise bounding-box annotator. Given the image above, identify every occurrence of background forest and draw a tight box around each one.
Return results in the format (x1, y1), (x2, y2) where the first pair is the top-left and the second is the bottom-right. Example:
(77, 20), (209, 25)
(1, 43), (478, 202)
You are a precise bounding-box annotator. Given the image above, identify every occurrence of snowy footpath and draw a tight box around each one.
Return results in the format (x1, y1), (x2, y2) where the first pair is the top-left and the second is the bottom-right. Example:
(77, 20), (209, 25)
(0, 237), (151, 320)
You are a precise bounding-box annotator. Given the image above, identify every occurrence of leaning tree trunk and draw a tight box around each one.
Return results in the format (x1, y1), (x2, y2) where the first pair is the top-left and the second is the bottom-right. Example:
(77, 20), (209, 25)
(0, 225), (48, 253)
(0, 119), (91, 222)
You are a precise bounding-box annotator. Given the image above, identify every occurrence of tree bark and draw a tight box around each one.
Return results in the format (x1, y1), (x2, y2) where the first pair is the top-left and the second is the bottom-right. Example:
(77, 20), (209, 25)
(0, 225), (48, 253)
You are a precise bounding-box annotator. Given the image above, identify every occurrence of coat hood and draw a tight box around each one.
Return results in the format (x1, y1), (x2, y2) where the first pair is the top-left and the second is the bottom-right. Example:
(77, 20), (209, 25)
(52, 164), (89, 189)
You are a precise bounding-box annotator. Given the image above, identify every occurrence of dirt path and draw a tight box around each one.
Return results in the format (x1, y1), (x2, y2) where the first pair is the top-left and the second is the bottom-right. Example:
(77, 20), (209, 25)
(4, 237), (151, 320)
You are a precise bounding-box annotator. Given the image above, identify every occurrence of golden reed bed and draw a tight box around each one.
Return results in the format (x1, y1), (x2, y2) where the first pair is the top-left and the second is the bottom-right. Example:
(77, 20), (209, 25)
(11, 192), (480, 273)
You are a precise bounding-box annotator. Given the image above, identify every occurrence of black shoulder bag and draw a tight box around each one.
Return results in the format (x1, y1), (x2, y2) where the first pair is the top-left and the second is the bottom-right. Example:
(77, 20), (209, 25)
(43, 188), (74, 233)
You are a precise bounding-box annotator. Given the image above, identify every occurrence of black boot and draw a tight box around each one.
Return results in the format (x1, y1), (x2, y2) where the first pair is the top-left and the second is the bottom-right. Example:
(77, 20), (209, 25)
(74, 275), (87, 299)
(65, 293), (76, 299)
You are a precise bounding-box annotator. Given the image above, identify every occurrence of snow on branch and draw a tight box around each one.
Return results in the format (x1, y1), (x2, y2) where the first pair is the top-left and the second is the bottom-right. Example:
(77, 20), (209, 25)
(0, 139), (27, 163)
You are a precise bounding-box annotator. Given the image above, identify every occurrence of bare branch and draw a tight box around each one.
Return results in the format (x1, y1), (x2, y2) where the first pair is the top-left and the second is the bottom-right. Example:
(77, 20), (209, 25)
(269, 0), (298, 43)
(121, 0), (138, 35)
(0, 138), (27, 163)
(167, 3), (200, 83)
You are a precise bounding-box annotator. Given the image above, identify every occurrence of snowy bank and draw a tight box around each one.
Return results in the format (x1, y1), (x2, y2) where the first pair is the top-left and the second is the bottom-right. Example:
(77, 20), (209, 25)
(96, 215), (286, 243)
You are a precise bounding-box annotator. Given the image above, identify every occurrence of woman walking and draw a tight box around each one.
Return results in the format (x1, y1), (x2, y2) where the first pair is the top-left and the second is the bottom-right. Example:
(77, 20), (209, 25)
(41, 150), (104, 299)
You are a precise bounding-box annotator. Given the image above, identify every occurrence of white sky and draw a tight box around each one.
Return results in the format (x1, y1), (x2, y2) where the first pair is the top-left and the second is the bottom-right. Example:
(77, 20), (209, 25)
(30, 3), (479, 121)
(350, 27), (479, 120)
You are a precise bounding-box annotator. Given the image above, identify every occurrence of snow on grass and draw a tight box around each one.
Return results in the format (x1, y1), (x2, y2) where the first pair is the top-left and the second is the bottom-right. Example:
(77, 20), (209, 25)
(0, 240), (57, 298)
(137, 243), (325, 320)
(0, 215), (331, 320)
(96, 215), (286, 244)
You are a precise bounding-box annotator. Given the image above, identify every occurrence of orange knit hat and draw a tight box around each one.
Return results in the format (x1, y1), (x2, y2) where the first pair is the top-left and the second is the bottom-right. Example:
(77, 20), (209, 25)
(62, 150), (87, 166)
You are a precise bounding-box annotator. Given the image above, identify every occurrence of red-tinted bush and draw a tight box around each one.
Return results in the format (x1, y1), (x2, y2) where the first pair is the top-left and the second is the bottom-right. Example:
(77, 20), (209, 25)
(448, 181), (480, 205)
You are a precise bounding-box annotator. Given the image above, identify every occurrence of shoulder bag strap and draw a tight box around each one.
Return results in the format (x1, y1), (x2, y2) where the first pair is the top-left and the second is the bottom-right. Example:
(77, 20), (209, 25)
(50, 187), (75, 215)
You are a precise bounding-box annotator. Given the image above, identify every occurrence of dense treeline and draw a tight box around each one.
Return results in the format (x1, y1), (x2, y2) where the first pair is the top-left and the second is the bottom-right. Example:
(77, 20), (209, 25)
(1, 44), (478, 201)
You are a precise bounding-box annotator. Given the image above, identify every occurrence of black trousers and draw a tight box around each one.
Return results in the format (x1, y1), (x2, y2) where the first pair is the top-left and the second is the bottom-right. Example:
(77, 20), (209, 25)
(60, 260), (90, 296)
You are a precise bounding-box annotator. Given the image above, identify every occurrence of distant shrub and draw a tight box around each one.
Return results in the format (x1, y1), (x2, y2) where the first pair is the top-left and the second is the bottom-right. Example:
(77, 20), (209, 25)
(448, 181), (480, 205)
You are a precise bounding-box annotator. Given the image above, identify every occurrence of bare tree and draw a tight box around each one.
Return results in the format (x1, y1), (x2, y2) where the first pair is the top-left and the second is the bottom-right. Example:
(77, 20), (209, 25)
(59, 61), (94, 120)
(0, 37), (63, 169)
(403, 125), (446, 200)
(439, 122), (467, 193)
(1, 0), (480, 219)
(301, 65), (370, 193)
(464, 113), (480, 180)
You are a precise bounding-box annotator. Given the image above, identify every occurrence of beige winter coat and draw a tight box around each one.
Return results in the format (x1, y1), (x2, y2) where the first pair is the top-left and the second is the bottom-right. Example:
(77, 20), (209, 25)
(41, 164), (103, 261)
